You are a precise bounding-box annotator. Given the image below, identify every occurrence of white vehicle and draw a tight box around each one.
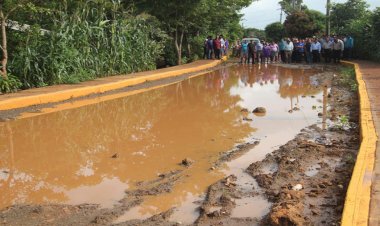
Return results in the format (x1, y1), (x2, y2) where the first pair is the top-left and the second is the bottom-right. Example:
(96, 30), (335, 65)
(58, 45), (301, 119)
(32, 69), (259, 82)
(242, 38), (261, 44)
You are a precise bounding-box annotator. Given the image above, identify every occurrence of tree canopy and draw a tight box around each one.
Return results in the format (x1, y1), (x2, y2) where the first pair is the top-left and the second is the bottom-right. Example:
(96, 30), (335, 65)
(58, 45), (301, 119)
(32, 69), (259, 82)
(265, 22), (285, 41)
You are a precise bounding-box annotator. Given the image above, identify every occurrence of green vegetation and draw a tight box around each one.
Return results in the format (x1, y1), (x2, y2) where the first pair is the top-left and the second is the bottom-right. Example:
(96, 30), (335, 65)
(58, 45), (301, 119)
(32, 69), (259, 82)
(340, 67), (358, 92)
(0, 74), (21, 93)
(265, 22), (284, 42)
(0, 0), (255, 93)
(283, 10), (325, 38)
(331, 0), (380, 62)
(244, 28), (266, 40)
(336, 115), (351, 130)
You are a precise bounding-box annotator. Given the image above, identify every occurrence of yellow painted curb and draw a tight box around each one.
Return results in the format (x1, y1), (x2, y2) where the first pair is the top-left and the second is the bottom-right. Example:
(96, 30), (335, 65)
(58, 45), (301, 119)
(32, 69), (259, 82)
(0, 60), (225, 111)
(341, 61), (377, 226)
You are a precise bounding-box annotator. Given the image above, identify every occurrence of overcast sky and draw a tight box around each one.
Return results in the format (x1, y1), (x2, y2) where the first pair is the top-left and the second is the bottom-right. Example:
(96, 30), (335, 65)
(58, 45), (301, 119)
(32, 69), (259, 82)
(241, 0), (380, 29)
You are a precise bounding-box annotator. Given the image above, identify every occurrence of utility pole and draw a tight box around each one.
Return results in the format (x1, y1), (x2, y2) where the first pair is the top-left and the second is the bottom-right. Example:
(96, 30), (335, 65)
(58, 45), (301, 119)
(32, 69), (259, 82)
(280, 7), (283, 23)
(326, 0), (331, 36)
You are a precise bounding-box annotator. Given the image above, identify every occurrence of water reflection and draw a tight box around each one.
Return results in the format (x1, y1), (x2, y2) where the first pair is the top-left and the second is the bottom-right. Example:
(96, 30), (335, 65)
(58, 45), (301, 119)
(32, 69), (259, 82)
(0, 65), (326, 221)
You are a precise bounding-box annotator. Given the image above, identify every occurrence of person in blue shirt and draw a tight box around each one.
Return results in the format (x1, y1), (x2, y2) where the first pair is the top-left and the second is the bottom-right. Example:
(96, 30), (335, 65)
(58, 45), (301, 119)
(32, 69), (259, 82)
(294, 39), (305, 63)
(278, 39), (286, 63)
(207, 36), (214, 59)
(344, 35), (354, 59)
(240, 41), (249, 64)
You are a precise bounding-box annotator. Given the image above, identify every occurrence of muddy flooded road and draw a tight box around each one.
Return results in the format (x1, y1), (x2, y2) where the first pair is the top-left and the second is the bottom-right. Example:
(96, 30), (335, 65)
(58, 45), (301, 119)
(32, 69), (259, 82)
(0, 64), (345, 225)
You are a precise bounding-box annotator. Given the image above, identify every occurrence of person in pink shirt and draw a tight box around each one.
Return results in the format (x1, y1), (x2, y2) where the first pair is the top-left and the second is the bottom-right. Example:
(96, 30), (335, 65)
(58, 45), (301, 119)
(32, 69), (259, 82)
(270, 41), (279, 63)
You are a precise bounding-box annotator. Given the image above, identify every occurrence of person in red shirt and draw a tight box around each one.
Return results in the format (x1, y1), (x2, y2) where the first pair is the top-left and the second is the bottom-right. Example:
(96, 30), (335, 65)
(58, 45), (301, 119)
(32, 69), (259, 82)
(213, 37), (221, 59)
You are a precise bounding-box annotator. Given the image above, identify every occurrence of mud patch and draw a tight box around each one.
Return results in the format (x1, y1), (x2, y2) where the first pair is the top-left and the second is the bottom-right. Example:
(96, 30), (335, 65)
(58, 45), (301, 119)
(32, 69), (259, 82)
(246, 69), (360, 225)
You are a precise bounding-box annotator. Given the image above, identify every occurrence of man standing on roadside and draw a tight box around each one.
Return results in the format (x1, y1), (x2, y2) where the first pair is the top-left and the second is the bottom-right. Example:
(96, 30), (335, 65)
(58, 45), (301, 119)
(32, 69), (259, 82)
(256, 41), (264, 64)
(225, 39), (229, 56)
(283, 38), (294, 64)
(332, 36), (344, 63)
(304, 38), (313, 64)
(279, 38), (285, 63)
(240, 40), (249, 64)
(207, 36), (214, 59)
(220, 35), (226, 57)
(322, 36), (332, 63)
(248, 41), (255, 64)
(310, 38), (321, 63)
(344, 35), (354, 59)
(213, 36), (221, 59)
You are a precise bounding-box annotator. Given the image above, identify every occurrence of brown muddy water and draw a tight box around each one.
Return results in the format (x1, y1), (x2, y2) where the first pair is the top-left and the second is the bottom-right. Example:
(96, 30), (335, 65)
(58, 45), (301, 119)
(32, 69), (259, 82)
(0, 64), (329, 224)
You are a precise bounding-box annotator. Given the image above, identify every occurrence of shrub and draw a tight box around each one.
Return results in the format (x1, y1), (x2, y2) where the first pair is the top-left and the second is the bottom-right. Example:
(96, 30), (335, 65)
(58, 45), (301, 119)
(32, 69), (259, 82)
(0, 74), (22, 93)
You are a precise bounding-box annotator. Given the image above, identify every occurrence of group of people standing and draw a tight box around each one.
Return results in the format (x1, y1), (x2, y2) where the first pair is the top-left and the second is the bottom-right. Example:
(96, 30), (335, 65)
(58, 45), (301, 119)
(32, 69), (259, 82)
(231, 35), (354, 65)
(237, 40), (279, 64)
(203, 35), (229, 60)
(278, 35), (353, 64)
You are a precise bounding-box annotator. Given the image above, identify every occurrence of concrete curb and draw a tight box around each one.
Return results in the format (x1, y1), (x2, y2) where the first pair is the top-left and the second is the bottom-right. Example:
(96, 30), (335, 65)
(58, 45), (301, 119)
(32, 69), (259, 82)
(341, 61), (377, 226)
(0, 58), (226, 111)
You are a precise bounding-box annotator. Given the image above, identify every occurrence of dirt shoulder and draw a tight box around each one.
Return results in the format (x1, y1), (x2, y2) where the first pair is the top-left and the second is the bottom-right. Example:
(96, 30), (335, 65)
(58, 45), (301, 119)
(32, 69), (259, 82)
(246, 67), (359, 225)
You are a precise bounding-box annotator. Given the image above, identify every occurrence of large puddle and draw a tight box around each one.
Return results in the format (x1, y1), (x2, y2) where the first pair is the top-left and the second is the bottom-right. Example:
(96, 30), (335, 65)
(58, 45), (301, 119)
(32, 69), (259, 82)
(0, 64), (328, 223)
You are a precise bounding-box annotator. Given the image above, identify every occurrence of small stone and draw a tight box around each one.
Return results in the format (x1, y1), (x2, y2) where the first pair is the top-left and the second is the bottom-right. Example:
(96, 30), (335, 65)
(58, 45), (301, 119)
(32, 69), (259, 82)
(207, 211), (220, 218)
(311, 96), (316, 98)
(292, 184), (303, 191)
(319, 184), (327, 189)
(252, 107), (267, 114)
(338, 184), (344, 189)
(288, 110), (293, 113)
(293, 107), (300, 111)
(318, 113), (323, 117)
(243, 117), (253, 121)
(225, 177), (237, 187)
(181, 158), (194, 167)
(111, 153), (119, 158)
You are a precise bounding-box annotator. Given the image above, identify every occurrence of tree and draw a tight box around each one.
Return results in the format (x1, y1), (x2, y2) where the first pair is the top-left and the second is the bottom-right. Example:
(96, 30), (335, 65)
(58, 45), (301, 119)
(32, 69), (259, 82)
(306, 9), (326, 35)
(265, 22), (285, 41)
(0, 0), (28, 78)
(128, 0), (254, 65)
(244, 28), (266, 40)
(330, 0), (369, 34)
(279, 0), (304, 15)
(284, 10), (325, 38)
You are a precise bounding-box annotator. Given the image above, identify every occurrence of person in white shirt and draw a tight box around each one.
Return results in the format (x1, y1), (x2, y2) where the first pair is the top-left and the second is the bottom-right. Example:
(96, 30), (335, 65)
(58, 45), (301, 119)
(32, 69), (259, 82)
(220, 35), (225, 56)
(322, 37), (333, 63)
(283, 38), (294, 63)
(332, 37), (344, 63)
(310, 38), (321, 63)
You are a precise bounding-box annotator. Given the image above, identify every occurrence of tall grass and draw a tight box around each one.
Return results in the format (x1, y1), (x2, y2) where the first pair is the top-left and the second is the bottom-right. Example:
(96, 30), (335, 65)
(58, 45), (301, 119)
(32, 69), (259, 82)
(8, 1), (166, 88)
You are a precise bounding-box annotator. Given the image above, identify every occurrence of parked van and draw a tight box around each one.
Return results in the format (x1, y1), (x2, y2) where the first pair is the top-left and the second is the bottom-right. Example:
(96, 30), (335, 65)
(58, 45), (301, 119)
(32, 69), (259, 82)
(242, 38), (260, 44)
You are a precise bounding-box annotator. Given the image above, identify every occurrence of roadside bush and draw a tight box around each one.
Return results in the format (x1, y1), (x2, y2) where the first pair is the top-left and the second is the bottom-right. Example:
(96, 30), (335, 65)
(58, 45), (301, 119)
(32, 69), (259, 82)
(8, 2), (166, 88)
(0, 74), (22, 93)
(340, 67), (358, 91)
